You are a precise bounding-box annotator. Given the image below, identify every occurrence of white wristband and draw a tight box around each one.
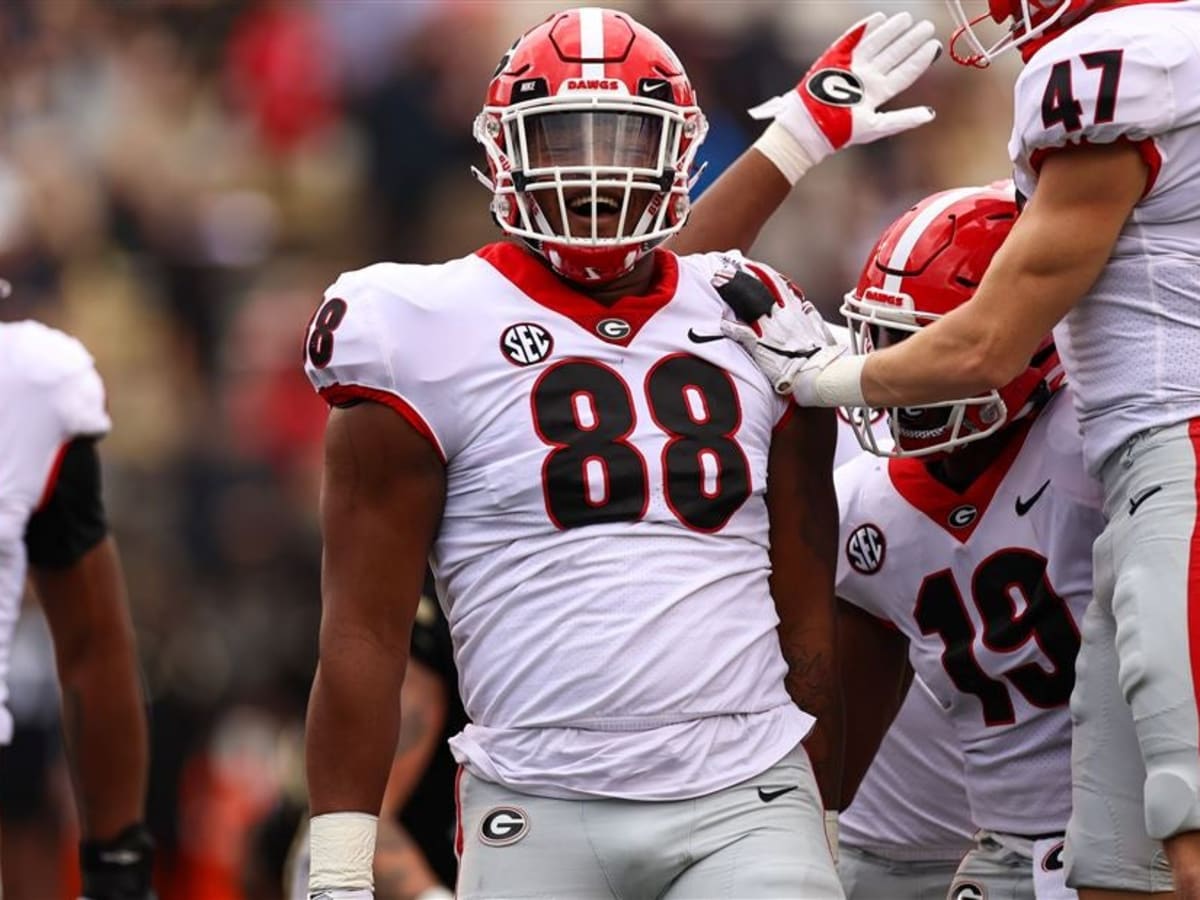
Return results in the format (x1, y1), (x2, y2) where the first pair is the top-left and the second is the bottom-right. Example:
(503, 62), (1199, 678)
(309, 812), (377, 892)
(812, 354), (867, 407)
(751, 121), (817, 186)
(414, 889), (455, 900)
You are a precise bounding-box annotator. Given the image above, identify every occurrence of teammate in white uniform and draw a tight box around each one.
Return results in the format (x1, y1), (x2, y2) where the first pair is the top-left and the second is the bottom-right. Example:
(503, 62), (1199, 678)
(300, 8), (942, 899)
(825, 184), (1100, 900)
(831, 335), (976, 900)
(724, 1), (1200, 895)
(0, 320), (154, 898)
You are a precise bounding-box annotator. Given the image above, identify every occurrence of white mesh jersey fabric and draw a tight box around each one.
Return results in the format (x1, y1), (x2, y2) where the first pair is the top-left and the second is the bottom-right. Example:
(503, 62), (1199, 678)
(836, 389), (1104, 834)
(840, 677), (974, 857)
(0, 321), (110, 745)
(1011, 1), (1200, 472)
(306, 247), (813, 800)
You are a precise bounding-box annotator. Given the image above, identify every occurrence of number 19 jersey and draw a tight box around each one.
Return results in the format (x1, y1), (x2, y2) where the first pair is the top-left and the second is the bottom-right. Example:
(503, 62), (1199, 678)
(305, 243), (810, 801)
(836, 390), (1104, 834)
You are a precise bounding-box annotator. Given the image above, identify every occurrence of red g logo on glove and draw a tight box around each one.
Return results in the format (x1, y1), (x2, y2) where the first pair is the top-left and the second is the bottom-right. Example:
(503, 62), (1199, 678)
(806, 69), (866, 107)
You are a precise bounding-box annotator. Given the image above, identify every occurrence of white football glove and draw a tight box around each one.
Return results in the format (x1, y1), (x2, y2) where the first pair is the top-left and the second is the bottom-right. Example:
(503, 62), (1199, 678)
(719, 292), (845, 397)
(751, 11), (940, 182)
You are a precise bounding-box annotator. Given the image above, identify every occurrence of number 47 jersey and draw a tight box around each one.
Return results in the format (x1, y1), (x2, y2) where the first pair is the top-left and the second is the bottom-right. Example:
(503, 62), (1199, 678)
(836, 389), (1106, 835)
(304, 242), (810, 802)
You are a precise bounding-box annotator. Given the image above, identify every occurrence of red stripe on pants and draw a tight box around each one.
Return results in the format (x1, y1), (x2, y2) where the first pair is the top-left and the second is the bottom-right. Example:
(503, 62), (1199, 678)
(454, 765), (465, 860)
(1187, 420), (1200, 724)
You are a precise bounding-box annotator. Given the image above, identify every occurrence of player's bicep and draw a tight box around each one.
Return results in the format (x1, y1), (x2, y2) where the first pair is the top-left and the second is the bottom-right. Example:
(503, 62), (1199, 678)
(319, 402), (445, 658)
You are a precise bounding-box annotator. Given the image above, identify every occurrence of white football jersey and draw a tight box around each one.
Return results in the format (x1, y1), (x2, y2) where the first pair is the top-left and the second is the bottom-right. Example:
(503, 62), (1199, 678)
(1011, 0), (1200, 472)
(840, 676), (974, 858)
(306, 243), (813, 801)
(836, 389), (1104, 834)
(0, 321), (110, 744)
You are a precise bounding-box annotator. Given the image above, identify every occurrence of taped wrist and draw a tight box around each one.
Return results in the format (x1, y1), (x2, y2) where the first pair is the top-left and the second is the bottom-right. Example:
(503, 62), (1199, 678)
(752, 121), (818, 186)
(80, 822), (155, 900)
(813, 355), (867, 407)
(309, 812), (377, 891)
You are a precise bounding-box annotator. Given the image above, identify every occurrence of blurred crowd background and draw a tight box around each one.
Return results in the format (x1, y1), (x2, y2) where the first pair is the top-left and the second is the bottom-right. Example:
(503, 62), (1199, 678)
(0, 0), (1016, 896)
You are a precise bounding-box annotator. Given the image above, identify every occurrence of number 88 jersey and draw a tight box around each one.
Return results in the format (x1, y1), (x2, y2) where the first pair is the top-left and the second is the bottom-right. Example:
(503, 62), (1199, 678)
(835, 389), (1105, 835)
(304, 242), (809, 801)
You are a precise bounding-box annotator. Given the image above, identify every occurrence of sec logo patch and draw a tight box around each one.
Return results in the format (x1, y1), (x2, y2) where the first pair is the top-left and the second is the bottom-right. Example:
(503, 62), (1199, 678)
(846, 523), (886, 575)
(500, 323), (553, 366)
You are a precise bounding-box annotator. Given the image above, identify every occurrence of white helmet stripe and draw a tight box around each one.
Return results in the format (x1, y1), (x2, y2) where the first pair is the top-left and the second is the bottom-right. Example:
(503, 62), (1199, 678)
(881, 186), (990, 297)
(579, 7), (606, 79)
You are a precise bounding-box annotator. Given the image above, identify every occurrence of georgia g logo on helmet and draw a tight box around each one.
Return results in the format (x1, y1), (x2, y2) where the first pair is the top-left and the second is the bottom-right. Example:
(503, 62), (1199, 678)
(806, 69), (866, 107)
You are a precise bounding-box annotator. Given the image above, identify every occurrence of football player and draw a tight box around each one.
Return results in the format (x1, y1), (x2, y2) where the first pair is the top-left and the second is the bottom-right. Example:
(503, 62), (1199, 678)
(834, 328), (976, 900)
(0, 318), (154, 898)
(723, 1), (1200, 895)
(832, 183), (1099, 900)
(699, 166), (1092, 898)
(300, 7), (940, 899)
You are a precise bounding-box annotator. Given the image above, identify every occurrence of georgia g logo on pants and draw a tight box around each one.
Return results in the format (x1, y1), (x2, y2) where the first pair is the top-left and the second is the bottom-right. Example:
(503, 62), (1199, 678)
(479, 807), (529, 846)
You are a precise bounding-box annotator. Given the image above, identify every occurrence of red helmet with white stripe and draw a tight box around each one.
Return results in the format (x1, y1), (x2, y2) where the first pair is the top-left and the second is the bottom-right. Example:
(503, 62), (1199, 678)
(473, 7), (707, 285)
(840, 183), (1063, 458)
(948, 0), (1101, 67)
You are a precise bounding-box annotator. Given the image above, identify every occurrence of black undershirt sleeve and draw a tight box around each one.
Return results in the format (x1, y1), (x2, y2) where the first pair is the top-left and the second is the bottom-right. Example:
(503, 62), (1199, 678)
(24, 438), (108, 571)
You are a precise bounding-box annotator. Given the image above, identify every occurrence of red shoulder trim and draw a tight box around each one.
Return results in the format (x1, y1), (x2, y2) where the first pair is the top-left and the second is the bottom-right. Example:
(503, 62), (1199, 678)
(476, 242), (679, 347)
(319, 384), (447, 463)
(886, 418), (1035, 542)
(36, 442), (71, 510)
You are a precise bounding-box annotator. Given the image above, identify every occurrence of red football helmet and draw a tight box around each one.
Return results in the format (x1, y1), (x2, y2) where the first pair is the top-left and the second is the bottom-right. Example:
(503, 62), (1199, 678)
(948, 0), (1100, 67)
(841, 183), (1064, 458)
(473, 7), (707, 285)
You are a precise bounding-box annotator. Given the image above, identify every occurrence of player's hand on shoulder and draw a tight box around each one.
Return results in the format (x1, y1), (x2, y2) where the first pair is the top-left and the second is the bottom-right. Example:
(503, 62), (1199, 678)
(750, 11), (939, 180)
(715, 260), (845, 397)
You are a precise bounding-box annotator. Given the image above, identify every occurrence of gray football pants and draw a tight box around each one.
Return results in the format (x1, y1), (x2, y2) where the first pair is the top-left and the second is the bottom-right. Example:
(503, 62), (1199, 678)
(455, 743), (843, 899)
(1067, 420), (1200, 892)
(837, 845), (961, 900)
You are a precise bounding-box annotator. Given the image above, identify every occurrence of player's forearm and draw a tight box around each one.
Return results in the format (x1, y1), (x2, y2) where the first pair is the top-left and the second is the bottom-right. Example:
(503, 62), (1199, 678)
(39, 538), (148, 840)
(306, 641), (406, 817)
(782, 617), (844, 809)
(668, 149), (792, 256)
(57, 621), (148, 839)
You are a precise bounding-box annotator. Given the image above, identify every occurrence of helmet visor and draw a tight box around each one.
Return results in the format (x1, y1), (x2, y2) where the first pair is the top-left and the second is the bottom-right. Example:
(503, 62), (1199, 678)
(522, 110), (666, 173)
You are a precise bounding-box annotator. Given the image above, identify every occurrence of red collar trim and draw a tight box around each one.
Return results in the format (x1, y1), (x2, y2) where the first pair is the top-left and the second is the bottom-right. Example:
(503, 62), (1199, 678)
(476, 242), (680, 347)
(886, 418), (1036, 542)
(1021, 0), (1186, 60)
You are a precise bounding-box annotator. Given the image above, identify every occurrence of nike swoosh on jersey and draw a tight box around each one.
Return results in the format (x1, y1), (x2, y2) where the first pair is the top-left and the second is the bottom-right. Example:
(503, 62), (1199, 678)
(1014, 479), (1051, 516)
(757, 785), (799, 803)
(687, 328), (725, 344)
(1129, 485), (1163, 515)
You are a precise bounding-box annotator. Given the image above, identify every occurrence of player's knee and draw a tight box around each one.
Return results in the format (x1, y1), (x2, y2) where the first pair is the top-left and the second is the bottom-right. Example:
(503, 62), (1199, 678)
(1145, 769), (1200, 840)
